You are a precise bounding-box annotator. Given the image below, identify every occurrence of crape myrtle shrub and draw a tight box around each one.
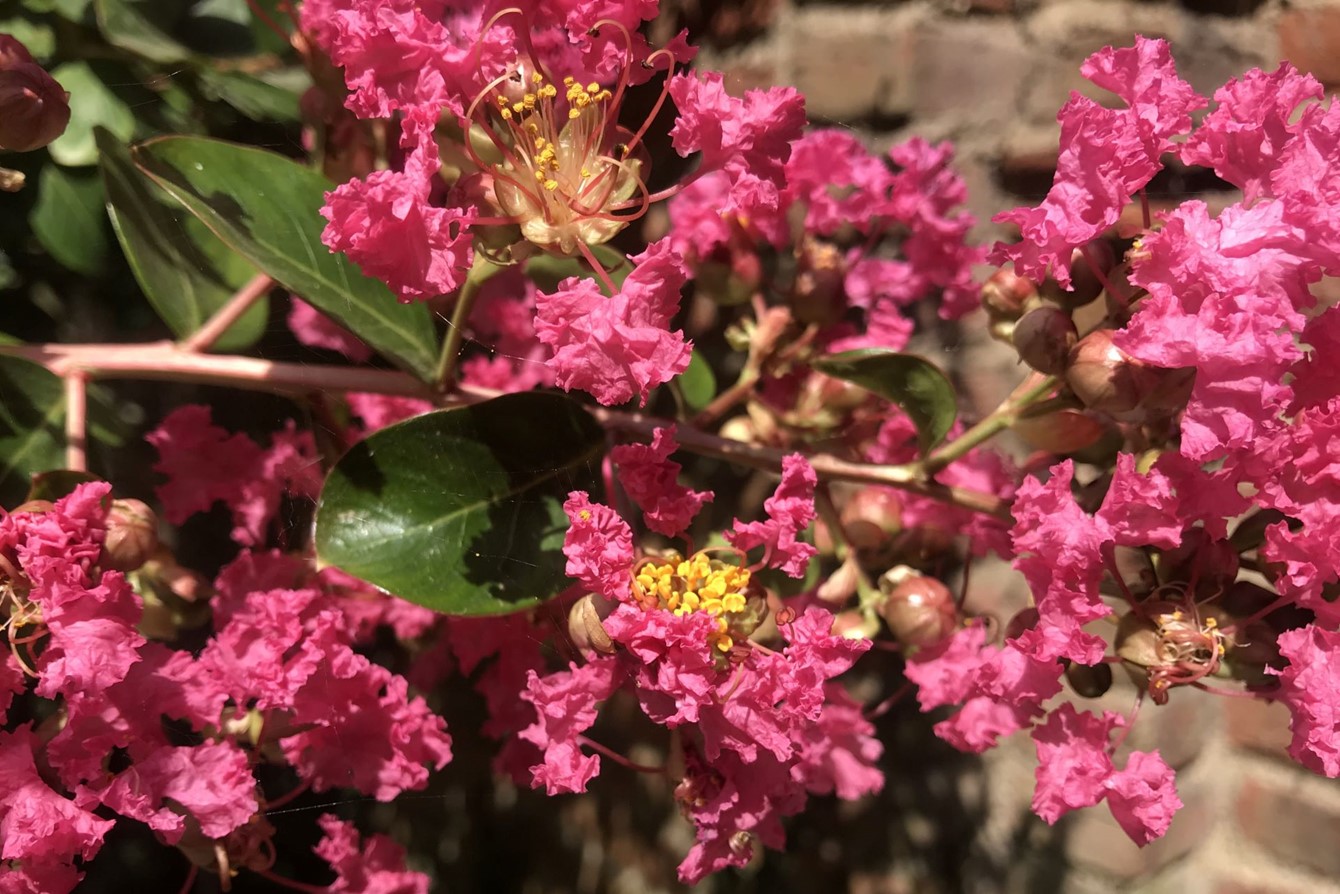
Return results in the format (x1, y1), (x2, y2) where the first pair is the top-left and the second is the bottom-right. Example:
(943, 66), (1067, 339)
(1, 0), (1339, 891)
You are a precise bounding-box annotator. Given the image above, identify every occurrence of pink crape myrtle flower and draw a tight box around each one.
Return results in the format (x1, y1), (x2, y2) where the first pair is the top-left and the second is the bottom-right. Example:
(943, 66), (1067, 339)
(314, 813), (430, 894)
(1271, 625), (1340, 777)
(1011, 457), (1181, 665)
(1031, 704), (1182, 845)
(725, 453), (819, 578)
(992, 36), (1204, 288)
(0, 727), (114, 894)
(610, 424), (712, 537)
(534, 237), (692, 406)
(148, 405), (323, 546)
(523, 470), (880, 882)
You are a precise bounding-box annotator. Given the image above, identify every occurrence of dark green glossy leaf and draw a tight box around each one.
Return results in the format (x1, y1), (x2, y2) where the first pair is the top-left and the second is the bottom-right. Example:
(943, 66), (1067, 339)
(811, 348), (958, 454)
(48, 61), (137, 166)
(132, 135), (439, 379)
(197, 68), (304, 121)
(0, 357), (65, 505)
(98, 129), (266, 351)
(315, 392), (605, 615)
(679, 350), (716, 412)
(30, 165), (109, 275)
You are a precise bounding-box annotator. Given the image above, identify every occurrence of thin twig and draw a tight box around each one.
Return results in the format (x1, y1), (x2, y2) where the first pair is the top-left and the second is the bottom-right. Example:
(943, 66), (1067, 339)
(0, 342), (1012, 519)
(64, 372), (87, 471)
(179, 274), (273, 353)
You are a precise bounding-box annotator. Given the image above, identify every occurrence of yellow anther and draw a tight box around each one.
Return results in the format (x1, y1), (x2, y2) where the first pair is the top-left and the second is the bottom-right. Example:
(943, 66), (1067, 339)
(569, 109), (581, 119)
(543, 178), (558, 191)
(563, 75), (575, 86)
(500, 108), (512, 120)
(587, 82), (599, 92)
(531, 71), (544, 84)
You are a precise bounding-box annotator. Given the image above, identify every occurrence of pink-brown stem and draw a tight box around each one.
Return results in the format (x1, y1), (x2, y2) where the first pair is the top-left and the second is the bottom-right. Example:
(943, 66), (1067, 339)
(0, 342), (1011, 519)
(64, 371), (87, 471)
(179, 274), (273, 353)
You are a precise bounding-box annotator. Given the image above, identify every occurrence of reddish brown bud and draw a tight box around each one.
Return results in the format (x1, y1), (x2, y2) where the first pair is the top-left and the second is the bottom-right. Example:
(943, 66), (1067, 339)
(103, 499), (159, 572)
(981, 268), (1038, 320)
(11, 499), (55, 515)
(0, 62), (71, 152)
(1013, 406), (1107, 454)
(879, 575), (957, 647)
(1043, 241), (1115, 310)
(1064, 329), (1146, 415)
(1004, 606), (1039, 642)
(1064, 661), (1114, 698)
(840, 486), (902, 549)
(0, 36), (37, 69)
(1013, 306), (1078, 375)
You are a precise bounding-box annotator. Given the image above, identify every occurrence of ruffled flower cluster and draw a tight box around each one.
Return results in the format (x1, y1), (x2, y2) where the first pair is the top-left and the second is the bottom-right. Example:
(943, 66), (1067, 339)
(520, 436), (882, 883)
(305, 0), (808, 407)
(906, 35), (1340, 845)
(0, 482), (444, 891)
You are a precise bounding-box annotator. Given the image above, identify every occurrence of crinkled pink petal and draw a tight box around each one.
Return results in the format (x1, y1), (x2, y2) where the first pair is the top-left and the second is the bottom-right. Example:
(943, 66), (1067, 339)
(610, 425), (713, 537)
(1097, 452), (1183, 549)
(561, 492), (634, 602)
(535, 238), (692, 406)
(1271, 625), (1340, 776)
(315, 813), (431, 894)
(1031, 703), (1120, 824)
(725, 453), (818, 577)
(1180, 63), (1323, 204)
(520, 657), (622, 794)
(1104, 750), (1182, 845)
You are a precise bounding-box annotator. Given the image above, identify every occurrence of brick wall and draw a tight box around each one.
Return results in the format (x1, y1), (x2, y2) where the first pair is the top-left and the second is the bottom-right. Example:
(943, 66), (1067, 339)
(677, 0), (1340, 891)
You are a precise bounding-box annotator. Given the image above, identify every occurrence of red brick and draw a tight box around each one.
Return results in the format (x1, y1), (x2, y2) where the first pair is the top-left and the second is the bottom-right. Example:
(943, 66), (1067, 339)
(1235, 774), (1340, 877)
(786, 9), (915, 122)
(1224, 697), (1293, 760)
(1279, 8), (1340, 87)
(908, 18), (1029, 122)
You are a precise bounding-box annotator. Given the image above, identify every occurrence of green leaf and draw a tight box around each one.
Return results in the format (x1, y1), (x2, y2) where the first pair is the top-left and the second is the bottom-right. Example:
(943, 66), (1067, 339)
(811, 348), (958, 454)
(47, 61), (136, 166)
(197, 68), (304, 122)
(679, 350), (716, 412)
(0, 16), (56, 59)
(0, 357), (66, 505)
(30, 164), (109, 275)
(315, 392), (605, 615)
(94, 0), (192, 62)
(98, 129), (265, 351)
(131, 135), (439, 379)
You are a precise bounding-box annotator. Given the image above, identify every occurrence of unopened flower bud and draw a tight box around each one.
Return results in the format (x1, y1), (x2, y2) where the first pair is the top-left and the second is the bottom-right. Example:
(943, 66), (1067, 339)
(567, 594), (616, 655)
(1013, 306), (1077, 375)
(816, 557), (860, 604)
(879, 575), (957, 647)
(0, 35), (37, 69)
(1064, 661), (1114, 698)
(1115, 612), (1160, 668)
(1013, 405), (1106, 454)
(11, 499), (54, 515)
(103, 499), (159, 572)
(981, 268), (1037, 320)
(1043, 241), (1115, 310)
(1064, 329), (1145, 415)
(1004, 606), (1039, 642)
(0, 62), (71, 152)
(841, 487), (902, 552)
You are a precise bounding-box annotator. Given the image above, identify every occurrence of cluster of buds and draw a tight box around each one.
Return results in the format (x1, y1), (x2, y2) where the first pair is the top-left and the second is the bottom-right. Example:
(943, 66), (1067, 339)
(984, 240), (1194, 454)
(0, 35), (70, 190)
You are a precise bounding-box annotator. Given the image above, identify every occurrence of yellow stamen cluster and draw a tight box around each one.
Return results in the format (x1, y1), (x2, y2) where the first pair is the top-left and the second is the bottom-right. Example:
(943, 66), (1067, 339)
(634, 552), (755, 653)
(564, 76), (612, 118)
